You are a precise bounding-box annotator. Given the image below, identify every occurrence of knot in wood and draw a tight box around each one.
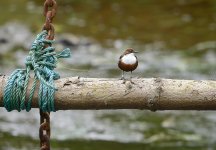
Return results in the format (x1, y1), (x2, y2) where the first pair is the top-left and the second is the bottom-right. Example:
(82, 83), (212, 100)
(147, 78), (164, 111)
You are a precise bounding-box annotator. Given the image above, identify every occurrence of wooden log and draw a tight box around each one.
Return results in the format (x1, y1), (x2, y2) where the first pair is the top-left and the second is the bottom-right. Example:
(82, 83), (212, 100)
(0, 75), (216, 110)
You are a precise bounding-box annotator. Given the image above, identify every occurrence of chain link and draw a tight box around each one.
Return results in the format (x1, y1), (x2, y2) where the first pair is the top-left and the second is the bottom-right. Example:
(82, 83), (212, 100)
(43, 0), (57, 40)
(39, 110), (51, 150)
(40, 0), (57, 149)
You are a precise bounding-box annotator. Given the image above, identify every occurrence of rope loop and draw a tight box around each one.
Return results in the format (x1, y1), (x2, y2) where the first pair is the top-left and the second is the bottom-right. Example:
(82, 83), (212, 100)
(3, 30), (71, 112)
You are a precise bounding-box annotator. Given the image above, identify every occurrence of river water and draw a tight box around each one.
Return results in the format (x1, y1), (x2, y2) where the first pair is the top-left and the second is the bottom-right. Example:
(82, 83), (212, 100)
(0, 0), (216, 149)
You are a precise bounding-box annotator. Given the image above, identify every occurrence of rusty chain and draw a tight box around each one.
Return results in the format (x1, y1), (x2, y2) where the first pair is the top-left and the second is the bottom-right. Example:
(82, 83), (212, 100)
(39, 110), (51, 150)
(43, 0), (57, 40)
(40, 0), (57, 150)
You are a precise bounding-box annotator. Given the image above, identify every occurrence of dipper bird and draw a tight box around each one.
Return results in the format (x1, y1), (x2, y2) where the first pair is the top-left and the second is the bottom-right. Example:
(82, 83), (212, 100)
(118, 48), (138, 81)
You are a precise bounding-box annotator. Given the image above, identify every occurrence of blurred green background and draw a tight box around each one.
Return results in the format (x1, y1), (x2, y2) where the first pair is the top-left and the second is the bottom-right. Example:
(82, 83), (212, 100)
(0, 0), (216, 149)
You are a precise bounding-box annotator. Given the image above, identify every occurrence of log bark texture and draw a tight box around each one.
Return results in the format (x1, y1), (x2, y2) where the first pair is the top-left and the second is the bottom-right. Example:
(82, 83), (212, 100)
(0, 75), (216, 110)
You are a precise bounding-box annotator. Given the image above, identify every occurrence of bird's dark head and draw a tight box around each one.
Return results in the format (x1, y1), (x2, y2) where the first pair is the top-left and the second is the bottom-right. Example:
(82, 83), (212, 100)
(124, 48), (138, 55)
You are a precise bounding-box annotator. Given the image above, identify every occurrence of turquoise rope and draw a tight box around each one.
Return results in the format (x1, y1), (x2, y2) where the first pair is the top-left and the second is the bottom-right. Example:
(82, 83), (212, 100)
(3, 30), (71, 112)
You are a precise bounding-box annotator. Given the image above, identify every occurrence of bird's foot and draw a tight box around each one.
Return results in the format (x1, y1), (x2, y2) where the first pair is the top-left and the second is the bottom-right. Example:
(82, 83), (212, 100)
(120, 76), (125, 80)
(129, 78), (135, 84)
(119, 77), (127, 84)
(122, 79), (127, 84)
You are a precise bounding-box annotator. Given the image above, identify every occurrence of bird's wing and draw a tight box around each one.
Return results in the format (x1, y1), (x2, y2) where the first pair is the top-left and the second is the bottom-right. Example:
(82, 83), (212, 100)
(135, 55), (138, 60)
(118, 54), (123, 64)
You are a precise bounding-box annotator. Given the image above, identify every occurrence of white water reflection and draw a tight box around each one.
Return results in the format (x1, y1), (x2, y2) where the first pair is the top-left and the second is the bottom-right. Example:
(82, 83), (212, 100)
(1, 108), (216, 145)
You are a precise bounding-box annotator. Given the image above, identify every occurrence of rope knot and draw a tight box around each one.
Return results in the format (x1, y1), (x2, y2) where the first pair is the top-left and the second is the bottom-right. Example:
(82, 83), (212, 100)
(3, 31), (71, 112)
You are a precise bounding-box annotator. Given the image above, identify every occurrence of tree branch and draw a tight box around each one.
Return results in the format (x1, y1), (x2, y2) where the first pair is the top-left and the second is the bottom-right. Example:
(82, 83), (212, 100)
(0, 75), (216, 110)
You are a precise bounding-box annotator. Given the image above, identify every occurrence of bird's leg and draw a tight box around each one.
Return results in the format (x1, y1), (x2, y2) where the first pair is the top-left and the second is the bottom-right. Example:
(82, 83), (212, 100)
(120, 71), (126, 84)
(120, 71), (125, 80)
(130, 71), (135, 84)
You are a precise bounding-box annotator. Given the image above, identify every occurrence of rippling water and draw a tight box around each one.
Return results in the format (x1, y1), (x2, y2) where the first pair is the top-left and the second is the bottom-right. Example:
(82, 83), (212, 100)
(0, 0), (216, 149)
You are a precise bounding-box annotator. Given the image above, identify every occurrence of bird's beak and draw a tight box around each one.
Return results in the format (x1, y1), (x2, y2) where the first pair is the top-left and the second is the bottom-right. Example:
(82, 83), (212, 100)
(134, 51), (139, 53)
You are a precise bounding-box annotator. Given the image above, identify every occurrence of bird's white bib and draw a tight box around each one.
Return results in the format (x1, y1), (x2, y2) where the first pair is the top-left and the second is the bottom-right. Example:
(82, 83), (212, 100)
(121, 53), (137, 65)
